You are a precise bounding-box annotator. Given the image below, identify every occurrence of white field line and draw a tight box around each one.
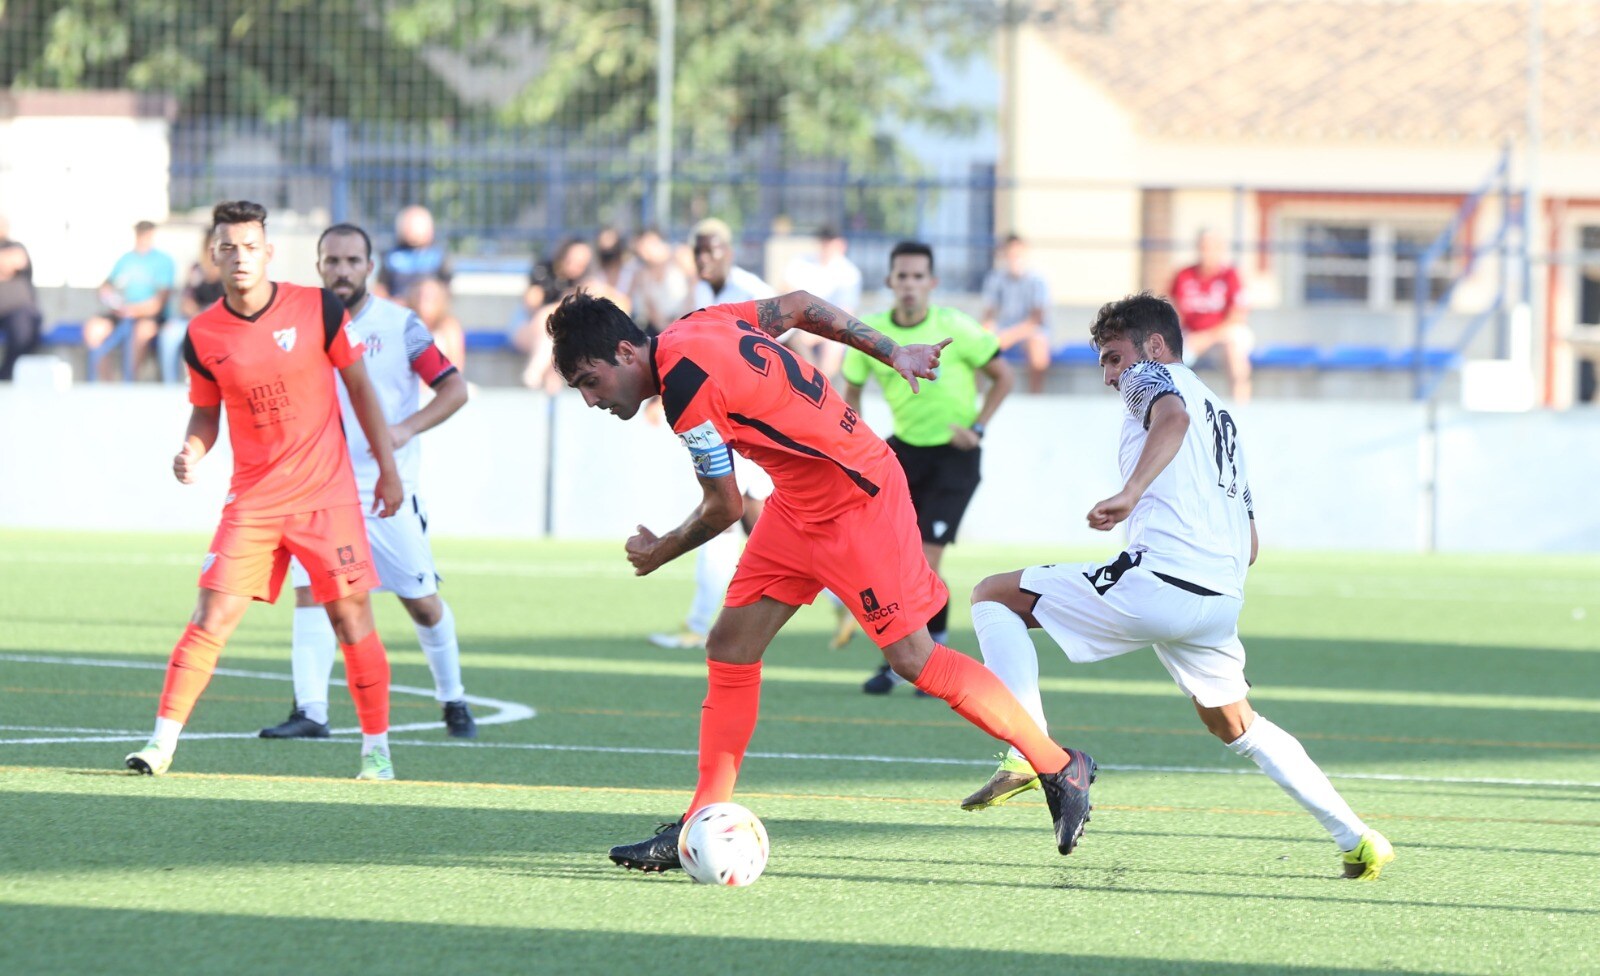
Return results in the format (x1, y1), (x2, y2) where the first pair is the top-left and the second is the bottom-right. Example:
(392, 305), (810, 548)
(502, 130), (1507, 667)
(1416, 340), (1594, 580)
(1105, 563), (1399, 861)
(2, 731), (1597, 790)
(0, 652), (535, 735)
(2, 653), (1596, 791)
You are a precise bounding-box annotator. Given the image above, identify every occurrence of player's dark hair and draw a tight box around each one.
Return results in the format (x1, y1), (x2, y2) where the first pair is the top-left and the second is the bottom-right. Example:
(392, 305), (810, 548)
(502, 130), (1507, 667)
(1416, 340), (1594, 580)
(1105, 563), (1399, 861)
(888, 240), (935, 274)
(547, 290), (648, 381)
(1001, 233), (1024, 247)
(211, 200), (268, 235)
(317, 222), (372, 259)
(1090, 292), (1184, 357)
(134, 220), (157, 234)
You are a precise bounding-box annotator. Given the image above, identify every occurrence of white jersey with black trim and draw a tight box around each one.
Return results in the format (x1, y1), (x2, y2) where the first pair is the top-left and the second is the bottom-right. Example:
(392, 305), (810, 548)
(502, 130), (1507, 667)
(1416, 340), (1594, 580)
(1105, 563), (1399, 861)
(1116, 360), (1254, 599)
(339, 295), (443, 501)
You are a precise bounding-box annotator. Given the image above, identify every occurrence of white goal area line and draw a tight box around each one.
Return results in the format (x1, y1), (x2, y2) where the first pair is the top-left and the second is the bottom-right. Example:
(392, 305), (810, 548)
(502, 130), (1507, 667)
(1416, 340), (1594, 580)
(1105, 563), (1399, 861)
(0, 651), (536, 735)
(3, 653), (1595, 791)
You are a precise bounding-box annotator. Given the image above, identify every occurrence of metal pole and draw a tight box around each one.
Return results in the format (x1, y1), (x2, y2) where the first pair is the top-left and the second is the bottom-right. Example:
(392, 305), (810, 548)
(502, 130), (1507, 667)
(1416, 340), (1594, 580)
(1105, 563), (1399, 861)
(654, 0), (676, 231)
(1000, 0), (1019, 235)
(1523, 0), (1542, 374)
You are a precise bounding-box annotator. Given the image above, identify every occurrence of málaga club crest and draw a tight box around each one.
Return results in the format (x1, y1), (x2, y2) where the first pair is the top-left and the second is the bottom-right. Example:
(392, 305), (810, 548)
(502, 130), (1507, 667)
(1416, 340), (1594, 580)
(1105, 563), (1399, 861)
(273, 327), (297, 352)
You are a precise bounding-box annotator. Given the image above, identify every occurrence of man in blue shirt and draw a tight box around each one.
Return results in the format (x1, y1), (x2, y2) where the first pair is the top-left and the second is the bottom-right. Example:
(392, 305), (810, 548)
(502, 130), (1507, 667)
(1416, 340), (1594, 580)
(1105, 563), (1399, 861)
(377, 205), (452, 301)
(82, 221), (176, 381)
(980, 234), (1053, 394)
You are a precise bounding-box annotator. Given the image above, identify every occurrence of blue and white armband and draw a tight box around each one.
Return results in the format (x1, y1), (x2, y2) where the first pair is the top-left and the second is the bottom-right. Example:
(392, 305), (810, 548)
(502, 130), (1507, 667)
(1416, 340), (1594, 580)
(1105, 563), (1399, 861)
(679, 420), (734, 478)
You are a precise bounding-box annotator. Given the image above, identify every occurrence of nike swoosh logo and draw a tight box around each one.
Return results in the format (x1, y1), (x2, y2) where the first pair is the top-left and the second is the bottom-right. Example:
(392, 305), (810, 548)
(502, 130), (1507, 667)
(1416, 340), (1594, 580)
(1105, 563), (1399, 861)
(347, 575), (364, 585)
(213, 354), (232, 364)
(874, 622), (893, 635)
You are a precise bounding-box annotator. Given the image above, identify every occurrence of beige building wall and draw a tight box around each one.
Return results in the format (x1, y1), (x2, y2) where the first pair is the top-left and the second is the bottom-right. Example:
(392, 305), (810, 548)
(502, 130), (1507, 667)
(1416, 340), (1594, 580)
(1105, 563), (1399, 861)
(1007, 29), (1141, 308)
(0, 93), (175, 290)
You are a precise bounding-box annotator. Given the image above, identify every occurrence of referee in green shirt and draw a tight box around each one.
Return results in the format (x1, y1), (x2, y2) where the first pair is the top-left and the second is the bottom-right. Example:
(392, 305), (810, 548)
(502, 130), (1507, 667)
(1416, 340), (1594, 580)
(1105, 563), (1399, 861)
(841, 241), (1015, 694)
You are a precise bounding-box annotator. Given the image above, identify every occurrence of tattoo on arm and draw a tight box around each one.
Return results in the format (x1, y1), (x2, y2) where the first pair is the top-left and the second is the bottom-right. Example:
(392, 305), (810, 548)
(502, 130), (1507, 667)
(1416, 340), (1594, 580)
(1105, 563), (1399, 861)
(679, 518), (717, 550)
(755, 299), (795, 338)
(799, 300), (897, 363)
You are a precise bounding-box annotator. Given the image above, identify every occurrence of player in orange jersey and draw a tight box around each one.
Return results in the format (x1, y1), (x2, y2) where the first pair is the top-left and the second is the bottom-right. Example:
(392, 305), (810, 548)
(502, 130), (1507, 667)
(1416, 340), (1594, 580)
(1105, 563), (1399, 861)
(546, 290), (1097, 873)
(123, 200), (404, 781)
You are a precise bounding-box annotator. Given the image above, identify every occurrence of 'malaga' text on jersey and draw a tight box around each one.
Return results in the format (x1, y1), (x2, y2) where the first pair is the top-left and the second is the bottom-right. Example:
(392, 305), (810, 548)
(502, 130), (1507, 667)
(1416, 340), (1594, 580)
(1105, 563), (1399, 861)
(183, 283), (363, 518)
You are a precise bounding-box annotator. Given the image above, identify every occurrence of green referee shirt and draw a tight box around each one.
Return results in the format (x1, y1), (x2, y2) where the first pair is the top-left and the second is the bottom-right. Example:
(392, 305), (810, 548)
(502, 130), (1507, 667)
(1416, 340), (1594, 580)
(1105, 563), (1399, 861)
(842, 305), (1000, 447)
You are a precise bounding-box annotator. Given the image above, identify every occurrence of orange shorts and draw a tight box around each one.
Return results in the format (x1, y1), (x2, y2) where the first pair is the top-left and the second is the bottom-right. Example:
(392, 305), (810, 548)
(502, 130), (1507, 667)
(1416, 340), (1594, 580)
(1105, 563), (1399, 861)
(725, 462), (947, 648)
(199, 504), (376, 604)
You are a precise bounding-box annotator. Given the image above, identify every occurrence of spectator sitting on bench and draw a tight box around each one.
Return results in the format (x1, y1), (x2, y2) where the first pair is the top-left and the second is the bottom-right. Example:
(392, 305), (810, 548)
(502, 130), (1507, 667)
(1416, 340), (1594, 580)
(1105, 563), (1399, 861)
(0, 214), (42, 381)
(1169, 228), (1254, 404)
(519, 238), (629, 393)
(376, 205), (452, 301)
(82, 220), (176, 381)
(980, 234), (1052, 394)
(157, 231), (226, 384)
(405, 276), (466, 373)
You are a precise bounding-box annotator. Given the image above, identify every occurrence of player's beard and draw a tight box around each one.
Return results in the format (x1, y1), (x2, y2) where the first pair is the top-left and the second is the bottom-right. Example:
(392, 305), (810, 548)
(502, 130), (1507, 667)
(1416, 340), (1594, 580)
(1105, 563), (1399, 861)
(339, 283), (368, 310)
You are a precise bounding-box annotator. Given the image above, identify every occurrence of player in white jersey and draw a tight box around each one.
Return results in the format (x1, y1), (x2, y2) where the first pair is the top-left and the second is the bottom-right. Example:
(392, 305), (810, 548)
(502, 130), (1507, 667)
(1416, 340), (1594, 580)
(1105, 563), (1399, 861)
(959, 293), (1395, 881)
(259, 223), (476, 739)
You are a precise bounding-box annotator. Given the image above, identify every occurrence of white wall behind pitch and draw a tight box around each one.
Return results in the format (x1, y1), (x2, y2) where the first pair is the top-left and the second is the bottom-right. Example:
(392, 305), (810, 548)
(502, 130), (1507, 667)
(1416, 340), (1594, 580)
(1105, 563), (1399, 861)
(2, 386), (1597, 554)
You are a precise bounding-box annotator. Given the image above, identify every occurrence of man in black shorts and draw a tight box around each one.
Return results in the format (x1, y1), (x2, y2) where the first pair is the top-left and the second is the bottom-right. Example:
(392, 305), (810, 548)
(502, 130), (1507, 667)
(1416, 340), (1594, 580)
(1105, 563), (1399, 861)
(841, 241), (1015, 692)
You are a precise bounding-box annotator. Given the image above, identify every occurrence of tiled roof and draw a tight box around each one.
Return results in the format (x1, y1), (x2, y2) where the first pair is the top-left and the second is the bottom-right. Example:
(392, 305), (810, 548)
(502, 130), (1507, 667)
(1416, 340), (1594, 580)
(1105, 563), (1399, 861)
(1042, 0), (1600, 144)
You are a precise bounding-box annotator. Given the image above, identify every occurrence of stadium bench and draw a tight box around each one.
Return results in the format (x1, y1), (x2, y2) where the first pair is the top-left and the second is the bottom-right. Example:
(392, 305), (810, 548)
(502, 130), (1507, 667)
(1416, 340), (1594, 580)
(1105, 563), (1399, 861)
(1051, 343), (1100, 366)
(464, 330), (514, 353)
(1250, 345), (1319, 369)
(1389, 348), (1462, 372)
(1318, 345), (1394, 371)
(42, 321), (83, 346)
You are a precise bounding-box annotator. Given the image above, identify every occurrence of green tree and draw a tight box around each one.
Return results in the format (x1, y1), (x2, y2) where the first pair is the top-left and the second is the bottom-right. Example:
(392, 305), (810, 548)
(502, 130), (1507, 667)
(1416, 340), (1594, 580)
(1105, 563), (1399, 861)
(0, 0), (464, 121)
(2, 0), (984, 163)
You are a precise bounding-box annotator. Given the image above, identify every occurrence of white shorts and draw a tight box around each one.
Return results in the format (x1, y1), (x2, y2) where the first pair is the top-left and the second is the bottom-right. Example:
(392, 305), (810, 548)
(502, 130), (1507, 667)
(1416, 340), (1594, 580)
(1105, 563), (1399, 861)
(290, 494), (440, 600)
(734, 454), (774, 502)
(1020, 554), (1249, 708)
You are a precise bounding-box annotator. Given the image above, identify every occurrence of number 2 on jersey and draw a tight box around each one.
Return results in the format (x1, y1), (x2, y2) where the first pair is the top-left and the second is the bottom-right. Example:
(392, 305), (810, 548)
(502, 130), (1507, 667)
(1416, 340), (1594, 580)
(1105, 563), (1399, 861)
(736, 326), (827, 408)
(1204, 400), (1240, 497)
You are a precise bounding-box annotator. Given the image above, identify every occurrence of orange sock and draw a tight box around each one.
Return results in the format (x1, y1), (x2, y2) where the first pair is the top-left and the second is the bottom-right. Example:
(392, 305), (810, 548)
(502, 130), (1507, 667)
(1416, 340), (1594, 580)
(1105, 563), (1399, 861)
(685, 659), (762, 819)
(912, 644), (1069, 775)
(339, 631), (391, 734)
(157, 624), (226, 723)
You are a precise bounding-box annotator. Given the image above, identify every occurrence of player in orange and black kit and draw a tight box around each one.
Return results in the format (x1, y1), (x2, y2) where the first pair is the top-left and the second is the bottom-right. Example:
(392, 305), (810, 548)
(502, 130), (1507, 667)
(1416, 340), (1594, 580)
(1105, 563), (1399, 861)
(546, 290), (1098, 872)
(122, 200), (405, 781)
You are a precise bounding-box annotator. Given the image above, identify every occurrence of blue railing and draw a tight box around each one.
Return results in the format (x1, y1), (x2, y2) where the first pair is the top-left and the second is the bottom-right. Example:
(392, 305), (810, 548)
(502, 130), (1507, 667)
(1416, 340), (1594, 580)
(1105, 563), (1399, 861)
(1413, 146), (1519, 400)
(168, 118), (1002, 290)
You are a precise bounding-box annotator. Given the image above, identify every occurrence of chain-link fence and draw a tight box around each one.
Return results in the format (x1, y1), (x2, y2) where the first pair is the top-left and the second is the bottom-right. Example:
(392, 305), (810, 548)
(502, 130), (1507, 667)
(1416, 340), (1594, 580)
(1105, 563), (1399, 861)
(3, 1), (1595, 401)
(2, 0), (1004, 281)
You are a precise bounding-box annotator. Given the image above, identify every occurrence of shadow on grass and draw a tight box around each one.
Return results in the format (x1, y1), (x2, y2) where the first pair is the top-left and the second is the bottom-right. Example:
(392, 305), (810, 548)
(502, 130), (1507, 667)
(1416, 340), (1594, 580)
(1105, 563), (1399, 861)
(3, 791), (1594, 922)
(0, 903), (1483, 976)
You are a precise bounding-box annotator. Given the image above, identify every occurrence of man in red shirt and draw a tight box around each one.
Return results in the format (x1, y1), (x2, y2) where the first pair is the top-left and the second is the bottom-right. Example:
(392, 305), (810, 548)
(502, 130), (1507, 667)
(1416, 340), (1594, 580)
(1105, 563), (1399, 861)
(123, 200), (405, 781)
(1168, 229), (1254, 403)
(546, 290), (1096, 874)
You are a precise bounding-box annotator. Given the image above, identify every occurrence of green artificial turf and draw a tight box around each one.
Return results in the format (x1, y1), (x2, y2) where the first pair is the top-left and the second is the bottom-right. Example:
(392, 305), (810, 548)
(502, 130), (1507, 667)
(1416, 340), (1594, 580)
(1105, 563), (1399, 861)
(1, 531), (1596, 975)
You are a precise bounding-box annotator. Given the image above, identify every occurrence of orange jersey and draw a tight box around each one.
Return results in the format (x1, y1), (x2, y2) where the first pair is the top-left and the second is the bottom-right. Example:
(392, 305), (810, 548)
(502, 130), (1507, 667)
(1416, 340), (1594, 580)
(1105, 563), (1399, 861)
(654, 301), (896, 521)
(183, 282), (364, 518)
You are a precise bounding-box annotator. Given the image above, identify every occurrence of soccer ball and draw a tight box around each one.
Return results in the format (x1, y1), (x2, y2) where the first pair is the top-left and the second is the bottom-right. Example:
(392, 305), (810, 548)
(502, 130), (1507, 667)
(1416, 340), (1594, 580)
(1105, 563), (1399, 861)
(677, 802), (770, 886)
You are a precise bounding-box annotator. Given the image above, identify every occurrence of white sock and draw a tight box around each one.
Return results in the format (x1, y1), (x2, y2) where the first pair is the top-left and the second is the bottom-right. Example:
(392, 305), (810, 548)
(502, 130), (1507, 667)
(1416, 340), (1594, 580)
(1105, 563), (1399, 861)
(1228, 715), (1367, 850)
(362, 732), (390, 756)
(152, 716), (183, 751)
(972, 601), (1049, 761)
(688, 529), (740, 635)
(416, 600), (465, 702)
(292, 604), (338, 720)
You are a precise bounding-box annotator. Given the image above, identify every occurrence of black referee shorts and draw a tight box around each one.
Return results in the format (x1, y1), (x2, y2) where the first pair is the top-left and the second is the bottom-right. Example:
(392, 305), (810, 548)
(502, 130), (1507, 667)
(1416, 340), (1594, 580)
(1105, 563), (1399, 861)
(887, 436), (983, 546)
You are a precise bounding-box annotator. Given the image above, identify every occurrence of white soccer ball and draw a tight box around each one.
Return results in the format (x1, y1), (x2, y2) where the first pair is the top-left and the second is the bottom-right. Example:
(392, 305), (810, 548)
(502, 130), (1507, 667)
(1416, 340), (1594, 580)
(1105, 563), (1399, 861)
(677, 802), (770, 886)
